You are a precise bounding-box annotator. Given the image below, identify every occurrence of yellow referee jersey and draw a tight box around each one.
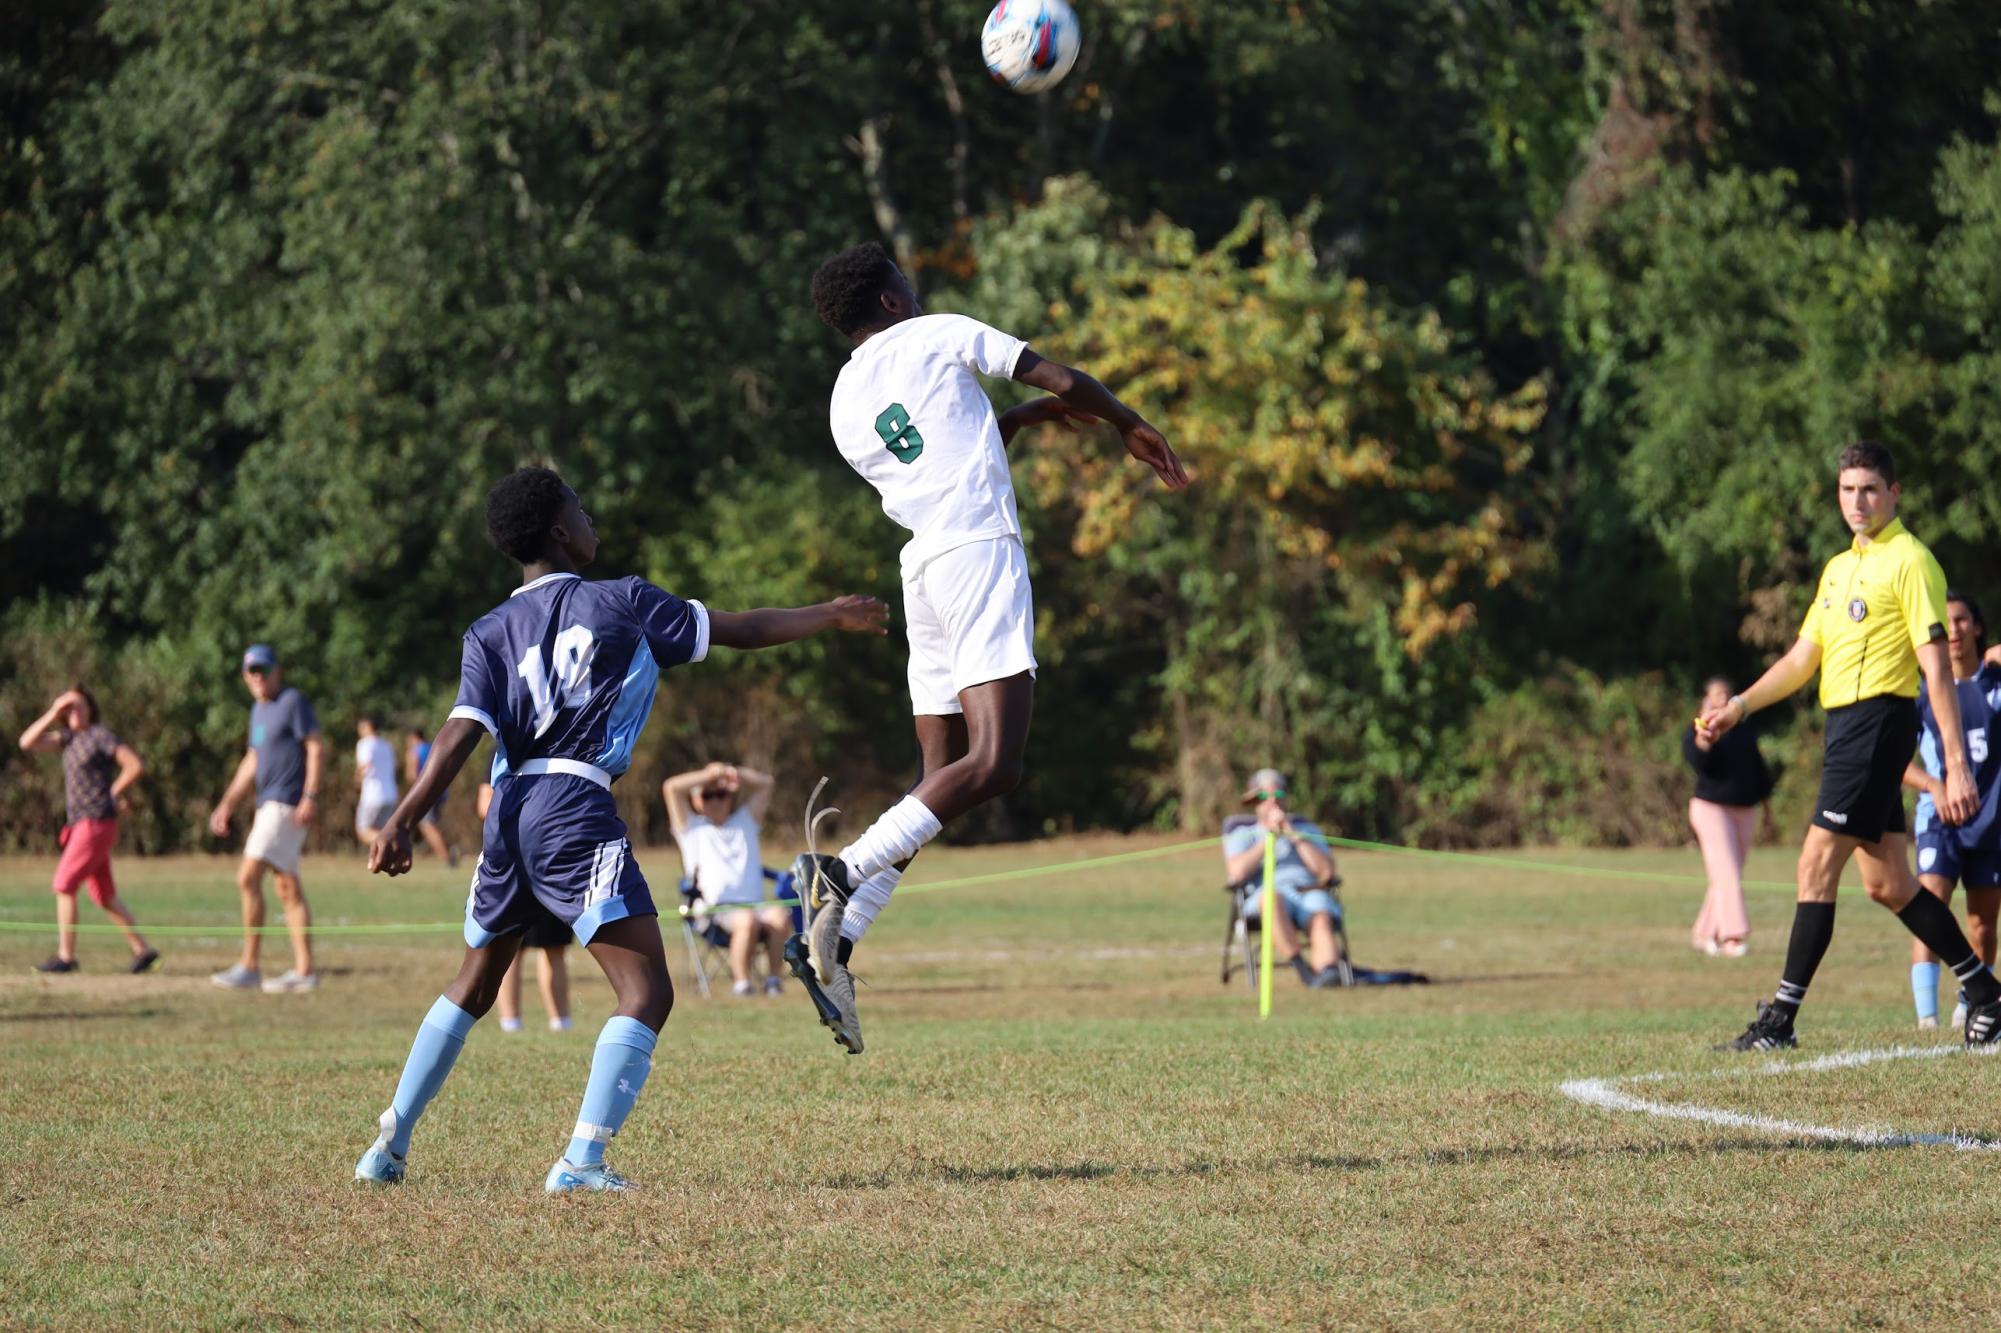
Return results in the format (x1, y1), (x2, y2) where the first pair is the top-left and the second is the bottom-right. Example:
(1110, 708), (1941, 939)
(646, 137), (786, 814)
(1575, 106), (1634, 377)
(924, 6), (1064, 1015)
(1799, 517), (1949, 709)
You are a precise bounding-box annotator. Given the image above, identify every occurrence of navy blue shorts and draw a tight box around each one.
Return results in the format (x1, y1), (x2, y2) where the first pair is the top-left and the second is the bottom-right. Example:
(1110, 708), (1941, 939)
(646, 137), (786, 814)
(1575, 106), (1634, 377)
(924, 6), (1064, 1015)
(464, 774), (654, 948)
(1915, 827), (2001, 890)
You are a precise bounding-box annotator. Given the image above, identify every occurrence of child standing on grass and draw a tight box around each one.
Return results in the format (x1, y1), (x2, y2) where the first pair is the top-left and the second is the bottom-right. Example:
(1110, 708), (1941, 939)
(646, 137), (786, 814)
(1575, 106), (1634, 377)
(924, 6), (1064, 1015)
(354, 466), (884, 1193)
(17, 686), (157, 975)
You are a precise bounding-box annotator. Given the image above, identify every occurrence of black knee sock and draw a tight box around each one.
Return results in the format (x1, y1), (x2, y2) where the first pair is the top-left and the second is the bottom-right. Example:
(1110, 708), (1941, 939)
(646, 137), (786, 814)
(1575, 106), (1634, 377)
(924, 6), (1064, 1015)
(1897, 893), (2000, 1005)
(1772, 902), (1838, 1020)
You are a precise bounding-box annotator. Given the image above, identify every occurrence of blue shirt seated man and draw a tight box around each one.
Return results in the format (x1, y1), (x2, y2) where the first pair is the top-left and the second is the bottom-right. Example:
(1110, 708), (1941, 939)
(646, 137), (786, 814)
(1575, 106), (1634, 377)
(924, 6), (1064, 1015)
(1221, 767), (1346, 987)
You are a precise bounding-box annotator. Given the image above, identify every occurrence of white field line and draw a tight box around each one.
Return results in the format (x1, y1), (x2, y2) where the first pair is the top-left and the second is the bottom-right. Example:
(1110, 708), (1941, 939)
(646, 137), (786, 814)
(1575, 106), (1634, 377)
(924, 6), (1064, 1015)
(1560, 1043), (2001, 1152)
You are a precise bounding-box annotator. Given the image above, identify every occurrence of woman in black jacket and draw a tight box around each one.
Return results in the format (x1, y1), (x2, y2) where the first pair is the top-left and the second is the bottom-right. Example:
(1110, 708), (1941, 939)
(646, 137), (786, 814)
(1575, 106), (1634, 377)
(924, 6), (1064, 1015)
(1684, 675), (1774, 956)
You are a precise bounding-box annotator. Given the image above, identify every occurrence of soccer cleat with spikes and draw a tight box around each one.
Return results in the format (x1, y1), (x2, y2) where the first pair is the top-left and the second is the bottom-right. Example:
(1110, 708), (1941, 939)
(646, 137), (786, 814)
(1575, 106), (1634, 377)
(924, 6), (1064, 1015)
(1965, 998), (2001, 1047)
(788, 852), (854, 984)
(1715, 1000), (1797, 1051)
(544, 1160), (635, 1194)
(784, 934), (863, 1054)
(354, 1108), (407, 1184)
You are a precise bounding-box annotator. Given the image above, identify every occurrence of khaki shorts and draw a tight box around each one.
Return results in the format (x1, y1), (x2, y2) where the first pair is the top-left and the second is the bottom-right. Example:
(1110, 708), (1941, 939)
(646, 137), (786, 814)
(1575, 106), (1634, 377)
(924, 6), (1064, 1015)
(245, 801), (308, 874)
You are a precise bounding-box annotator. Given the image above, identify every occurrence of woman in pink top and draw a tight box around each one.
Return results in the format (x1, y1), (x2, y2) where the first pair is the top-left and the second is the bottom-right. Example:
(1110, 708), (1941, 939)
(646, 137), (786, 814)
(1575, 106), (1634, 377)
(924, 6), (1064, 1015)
(18, 686), (157, 974)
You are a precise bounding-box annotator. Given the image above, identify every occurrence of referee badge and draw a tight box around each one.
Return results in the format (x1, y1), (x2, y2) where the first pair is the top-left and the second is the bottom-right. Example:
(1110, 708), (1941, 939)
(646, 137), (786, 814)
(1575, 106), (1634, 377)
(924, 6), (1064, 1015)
(1847, 598), (1867, 622)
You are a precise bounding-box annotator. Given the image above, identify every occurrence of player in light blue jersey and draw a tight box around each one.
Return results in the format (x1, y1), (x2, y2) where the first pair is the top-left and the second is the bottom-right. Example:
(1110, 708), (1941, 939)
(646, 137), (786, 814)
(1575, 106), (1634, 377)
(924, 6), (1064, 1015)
(353, 467), (884, 1192)
(1904, 591), (2001, 1029)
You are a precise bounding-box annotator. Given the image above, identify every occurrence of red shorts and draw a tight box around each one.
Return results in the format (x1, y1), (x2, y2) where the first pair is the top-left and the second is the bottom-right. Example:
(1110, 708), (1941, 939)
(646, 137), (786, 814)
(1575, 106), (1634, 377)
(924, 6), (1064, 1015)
(53, 818), (119, 907)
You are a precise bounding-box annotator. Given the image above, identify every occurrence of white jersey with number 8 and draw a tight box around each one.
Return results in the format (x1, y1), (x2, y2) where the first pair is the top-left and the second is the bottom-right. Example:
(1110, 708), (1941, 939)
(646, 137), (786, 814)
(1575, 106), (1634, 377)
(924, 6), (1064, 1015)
(828, 313), (1029, 576)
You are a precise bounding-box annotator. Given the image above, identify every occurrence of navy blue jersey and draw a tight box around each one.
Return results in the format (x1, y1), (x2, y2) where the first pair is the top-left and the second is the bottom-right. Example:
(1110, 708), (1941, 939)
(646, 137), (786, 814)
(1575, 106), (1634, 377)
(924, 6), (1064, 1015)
(449, 572), (708, 785)
(1914, 662), (2001, 847)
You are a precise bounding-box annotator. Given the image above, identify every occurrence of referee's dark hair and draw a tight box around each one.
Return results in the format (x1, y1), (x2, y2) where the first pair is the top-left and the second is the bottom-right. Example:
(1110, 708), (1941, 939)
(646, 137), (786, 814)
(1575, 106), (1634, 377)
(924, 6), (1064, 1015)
(1836, 439), (1897, 486)
(1947, 588), (1988, 649)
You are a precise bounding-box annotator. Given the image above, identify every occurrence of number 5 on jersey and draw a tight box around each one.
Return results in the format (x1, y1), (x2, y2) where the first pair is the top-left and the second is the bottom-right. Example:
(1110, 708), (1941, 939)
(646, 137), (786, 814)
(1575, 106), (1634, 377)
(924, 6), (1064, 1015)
(876, 402), (924, 464)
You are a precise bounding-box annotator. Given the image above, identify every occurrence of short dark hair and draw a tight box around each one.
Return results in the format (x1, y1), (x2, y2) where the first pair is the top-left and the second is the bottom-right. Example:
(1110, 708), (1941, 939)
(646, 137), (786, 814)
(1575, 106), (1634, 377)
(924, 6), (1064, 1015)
(70, 684), (99, 727)
(485, 467), (568, 563)
(1836, 440), (1897, 486)
(1947, 589), (1988, 649)
(1702, 674), (1734, 696)
(811, 243), (901, 337)
(359, 712), (380, 729)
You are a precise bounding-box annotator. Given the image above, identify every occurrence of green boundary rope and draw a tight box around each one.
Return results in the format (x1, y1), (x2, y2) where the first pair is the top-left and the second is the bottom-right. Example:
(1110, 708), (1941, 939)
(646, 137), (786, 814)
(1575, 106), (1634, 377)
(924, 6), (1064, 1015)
(0, 832), (1796, 937)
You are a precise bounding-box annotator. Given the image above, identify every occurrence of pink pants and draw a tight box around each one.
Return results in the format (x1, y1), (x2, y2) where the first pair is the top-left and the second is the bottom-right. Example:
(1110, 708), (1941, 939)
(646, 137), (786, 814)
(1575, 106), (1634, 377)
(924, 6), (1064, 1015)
(1689, 798), (1756, 945)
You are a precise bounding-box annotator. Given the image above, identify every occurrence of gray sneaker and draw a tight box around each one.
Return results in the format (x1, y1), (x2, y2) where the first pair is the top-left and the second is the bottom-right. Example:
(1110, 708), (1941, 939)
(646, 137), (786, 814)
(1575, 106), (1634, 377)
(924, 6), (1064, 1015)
(261, 969), (320, 994)
(783, 934), (863, 1054)
(788, 853), (853, 985)
(210, 964), (262, 990)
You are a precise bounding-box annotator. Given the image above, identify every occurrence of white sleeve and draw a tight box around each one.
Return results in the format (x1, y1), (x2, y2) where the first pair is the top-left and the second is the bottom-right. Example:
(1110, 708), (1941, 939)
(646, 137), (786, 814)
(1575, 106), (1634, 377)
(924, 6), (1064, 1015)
(930, 313), (1027, 379)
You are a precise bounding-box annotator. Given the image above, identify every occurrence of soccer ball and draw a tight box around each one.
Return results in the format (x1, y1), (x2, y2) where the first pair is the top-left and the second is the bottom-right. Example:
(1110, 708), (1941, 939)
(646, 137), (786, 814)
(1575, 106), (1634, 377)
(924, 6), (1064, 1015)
(981, 0), (1081, 95)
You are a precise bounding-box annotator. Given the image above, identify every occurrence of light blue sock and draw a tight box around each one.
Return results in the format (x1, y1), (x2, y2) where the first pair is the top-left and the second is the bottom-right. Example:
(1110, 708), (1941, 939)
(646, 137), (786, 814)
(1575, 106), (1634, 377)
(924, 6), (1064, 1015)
(386, 996), (478, 1156)
(566, 1016), (658, 1167)
(1912, 962), (1942, 1023)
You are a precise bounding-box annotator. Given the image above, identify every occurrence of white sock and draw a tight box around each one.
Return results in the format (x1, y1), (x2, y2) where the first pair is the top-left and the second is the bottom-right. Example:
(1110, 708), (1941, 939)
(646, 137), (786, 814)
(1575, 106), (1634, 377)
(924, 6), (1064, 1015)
(838, 796), (941, 883)
(499, 1016), (524, 1033)
(840, 866), (904, 944)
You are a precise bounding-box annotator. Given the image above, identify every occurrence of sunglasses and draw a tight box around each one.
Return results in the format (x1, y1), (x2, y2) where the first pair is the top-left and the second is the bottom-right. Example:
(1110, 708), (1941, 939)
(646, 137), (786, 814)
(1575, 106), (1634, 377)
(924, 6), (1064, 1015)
(244, 665), (270, 676)
(1253, 788), (1288, 800)
(699, 788), (730, 802)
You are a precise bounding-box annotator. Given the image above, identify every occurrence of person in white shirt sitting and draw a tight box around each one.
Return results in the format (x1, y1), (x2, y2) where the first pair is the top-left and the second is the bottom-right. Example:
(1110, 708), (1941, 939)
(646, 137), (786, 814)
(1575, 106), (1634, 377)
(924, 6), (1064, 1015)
(665, 761), (786, 996)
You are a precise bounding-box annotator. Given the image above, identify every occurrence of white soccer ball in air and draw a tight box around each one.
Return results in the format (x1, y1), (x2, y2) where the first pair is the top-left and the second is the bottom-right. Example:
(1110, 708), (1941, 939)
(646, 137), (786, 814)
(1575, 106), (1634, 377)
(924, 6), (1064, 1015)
(981, 0), (1082, 95)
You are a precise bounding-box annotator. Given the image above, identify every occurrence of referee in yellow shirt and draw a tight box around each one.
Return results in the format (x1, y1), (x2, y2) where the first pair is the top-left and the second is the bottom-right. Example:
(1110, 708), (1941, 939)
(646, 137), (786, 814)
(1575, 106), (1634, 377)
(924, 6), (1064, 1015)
(1698, 441), (2000, 1049)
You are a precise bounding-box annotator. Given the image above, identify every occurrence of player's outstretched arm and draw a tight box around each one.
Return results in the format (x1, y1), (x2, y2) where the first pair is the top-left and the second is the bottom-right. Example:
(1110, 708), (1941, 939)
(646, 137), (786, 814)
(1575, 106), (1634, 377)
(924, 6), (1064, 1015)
(1696, 635), (1821, 739)
(707, 596), (888, 650)
(1012, 350), (1188, 490)
(996, 396), (1097, 448)
(370, 717), (483, 875)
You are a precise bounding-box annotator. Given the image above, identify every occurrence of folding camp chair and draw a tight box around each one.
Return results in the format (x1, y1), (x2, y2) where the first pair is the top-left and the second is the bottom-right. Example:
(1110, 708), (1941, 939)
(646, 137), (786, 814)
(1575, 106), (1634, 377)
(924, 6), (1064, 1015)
(1219, 813), (1352, 989)
(677, 866), (800, 999)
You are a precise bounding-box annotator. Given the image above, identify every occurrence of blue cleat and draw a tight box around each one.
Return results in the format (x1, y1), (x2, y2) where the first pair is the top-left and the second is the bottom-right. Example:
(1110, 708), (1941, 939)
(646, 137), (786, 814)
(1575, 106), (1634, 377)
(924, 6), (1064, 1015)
(544, 1159), (635, 1194)
(354, 1108), (407, 1185)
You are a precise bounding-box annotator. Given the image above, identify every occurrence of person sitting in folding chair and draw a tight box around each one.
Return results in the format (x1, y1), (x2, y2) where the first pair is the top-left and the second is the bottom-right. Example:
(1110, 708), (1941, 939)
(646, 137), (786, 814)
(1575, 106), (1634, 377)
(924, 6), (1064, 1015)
(665, 760), (789, 997)
(1222, 767), (1350, 988)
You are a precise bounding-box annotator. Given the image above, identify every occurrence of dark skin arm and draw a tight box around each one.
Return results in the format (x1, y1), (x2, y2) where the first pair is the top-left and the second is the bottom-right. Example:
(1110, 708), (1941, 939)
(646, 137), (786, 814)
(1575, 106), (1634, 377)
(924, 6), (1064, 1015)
(708, 595), (886, 650)
(1012, 349), (1188, 489)
(996, 397), (1096, 448)
(369, 718), (484, 875)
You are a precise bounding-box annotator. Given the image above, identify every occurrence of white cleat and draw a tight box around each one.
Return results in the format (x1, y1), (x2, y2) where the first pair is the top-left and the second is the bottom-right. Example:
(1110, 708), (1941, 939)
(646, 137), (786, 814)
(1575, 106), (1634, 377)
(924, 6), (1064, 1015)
(544, 1159), (635, 1194)
(354, 1108), (406, 1184)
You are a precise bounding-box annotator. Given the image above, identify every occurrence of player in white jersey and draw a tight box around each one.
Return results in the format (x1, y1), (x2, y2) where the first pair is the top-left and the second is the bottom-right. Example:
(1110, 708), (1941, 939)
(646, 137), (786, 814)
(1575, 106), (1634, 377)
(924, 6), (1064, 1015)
(788, 242), (1187, 1054)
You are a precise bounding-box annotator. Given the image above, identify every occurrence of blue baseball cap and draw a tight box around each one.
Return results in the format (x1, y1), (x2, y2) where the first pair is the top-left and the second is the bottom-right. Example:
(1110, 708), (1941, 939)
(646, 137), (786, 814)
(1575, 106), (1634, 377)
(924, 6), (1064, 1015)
(241, 644), (278, 670)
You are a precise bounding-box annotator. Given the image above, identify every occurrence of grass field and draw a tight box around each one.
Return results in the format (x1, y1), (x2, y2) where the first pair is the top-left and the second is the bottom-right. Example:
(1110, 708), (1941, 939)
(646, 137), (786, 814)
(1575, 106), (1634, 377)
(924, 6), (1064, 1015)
(3, 835), (1997, 1329)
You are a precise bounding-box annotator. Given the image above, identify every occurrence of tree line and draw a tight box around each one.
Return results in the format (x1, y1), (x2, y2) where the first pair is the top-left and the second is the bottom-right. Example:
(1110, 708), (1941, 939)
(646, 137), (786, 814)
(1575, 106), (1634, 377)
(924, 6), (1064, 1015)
(6, 0), (2001, 852)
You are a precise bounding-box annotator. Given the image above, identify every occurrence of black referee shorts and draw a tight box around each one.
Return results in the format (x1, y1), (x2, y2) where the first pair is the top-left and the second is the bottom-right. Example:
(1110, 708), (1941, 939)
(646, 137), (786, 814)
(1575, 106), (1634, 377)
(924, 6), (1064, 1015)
(1811, 694), (1920, 844)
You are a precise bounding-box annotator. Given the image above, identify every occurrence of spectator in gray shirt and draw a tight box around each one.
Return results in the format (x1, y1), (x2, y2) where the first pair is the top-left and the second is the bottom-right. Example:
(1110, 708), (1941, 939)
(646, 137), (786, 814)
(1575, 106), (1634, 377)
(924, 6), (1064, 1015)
(206, 644), (322, 994)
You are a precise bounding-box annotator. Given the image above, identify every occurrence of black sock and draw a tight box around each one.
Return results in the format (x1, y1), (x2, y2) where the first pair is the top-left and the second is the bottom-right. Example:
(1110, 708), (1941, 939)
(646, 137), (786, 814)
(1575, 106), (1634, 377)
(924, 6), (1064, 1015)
(1897, 894), (2000, 1005)
(1772, 902), (1837, 1020)
(837, 937), (854, 967)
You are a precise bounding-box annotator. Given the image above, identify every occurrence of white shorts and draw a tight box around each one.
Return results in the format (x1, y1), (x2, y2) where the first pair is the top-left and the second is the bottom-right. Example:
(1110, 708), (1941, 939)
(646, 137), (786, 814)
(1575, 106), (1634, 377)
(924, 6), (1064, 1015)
(903, 536), (1037, 716)
(244, 801), (308, 875)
